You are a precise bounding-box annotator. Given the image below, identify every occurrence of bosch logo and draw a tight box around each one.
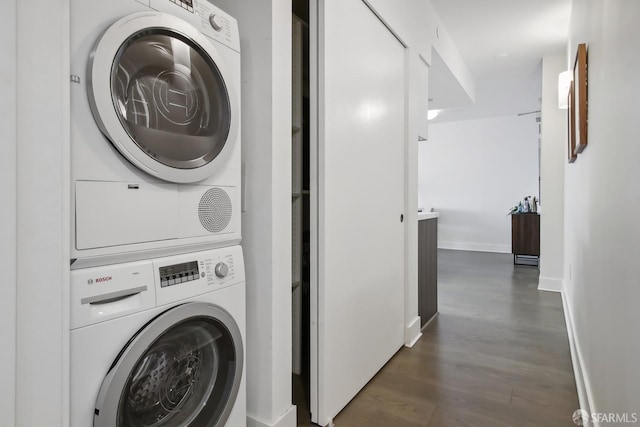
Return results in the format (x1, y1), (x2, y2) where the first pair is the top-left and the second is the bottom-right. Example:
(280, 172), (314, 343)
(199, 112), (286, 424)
(88, 277), (113, 285)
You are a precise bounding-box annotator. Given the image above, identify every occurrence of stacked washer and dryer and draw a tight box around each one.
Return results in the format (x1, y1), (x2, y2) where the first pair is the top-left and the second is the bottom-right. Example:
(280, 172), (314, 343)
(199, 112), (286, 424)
(69, 1), (245, 426)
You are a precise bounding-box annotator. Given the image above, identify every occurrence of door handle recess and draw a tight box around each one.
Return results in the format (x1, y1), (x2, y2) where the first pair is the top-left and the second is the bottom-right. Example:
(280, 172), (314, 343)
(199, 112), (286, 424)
(81, 286), (148, 305)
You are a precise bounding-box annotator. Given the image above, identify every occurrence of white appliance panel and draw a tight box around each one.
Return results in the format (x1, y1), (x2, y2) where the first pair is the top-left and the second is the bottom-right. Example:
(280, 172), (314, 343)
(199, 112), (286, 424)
(70, 259), (156, 329)
(75, 180), (179, 250)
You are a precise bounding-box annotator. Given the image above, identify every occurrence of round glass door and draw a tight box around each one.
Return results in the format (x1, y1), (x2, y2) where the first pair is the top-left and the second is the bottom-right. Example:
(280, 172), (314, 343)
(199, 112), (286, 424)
(112, 29), (231, 170)
(94, 303), (243, 427)
(88, 12), (239, 183)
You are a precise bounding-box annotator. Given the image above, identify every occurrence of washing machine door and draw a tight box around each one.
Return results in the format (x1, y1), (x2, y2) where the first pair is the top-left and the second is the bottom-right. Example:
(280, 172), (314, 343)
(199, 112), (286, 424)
(94, 303), (243, 427)
(88, 12), (239, 183)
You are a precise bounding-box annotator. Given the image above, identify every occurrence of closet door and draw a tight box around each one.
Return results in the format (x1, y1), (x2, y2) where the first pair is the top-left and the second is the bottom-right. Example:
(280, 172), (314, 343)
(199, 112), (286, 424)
(311, 1), (406, 425)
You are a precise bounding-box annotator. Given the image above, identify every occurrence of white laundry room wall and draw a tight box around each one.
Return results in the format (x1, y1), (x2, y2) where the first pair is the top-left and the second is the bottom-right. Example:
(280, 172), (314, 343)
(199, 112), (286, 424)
(0, 2), (18, 425)
(419, 114), (539, 253)
(562, 0), (640, 418)
(7, 0), (71, 425)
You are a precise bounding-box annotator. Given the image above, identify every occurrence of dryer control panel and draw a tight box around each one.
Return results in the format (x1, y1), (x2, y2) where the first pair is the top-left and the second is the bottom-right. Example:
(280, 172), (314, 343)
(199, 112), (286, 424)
(148, 0), (240, 52)
(194, 0), (239, 52)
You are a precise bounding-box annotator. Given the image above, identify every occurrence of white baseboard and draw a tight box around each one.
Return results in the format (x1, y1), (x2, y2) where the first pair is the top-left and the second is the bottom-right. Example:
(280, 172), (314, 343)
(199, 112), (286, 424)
(538, 277), (563, 292)
(248, 405), (297, 427)
(404, 316), (422, 348)
(438, 241), (510, 254)
(561, 288), (597, 427)
(421, 312), (438, 331)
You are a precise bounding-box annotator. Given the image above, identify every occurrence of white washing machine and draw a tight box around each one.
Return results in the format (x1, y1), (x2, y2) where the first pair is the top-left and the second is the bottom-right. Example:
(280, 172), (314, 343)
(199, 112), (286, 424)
(70, 246), (246, 427)
(70, 0), (242, 269)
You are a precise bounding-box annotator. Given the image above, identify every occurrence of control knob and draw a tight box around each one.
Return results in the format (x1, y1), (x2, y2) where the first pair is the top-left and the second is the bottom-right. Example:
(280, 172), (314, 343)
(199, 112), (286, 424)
(214, 262), (229, 278)
(209, 14), (224, 32)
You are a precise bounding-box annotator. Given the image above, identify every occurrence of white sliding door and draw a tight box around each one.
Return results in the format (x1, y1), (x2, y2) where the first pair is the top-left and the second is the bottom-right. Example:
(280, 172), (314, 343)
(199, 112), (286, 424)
(310, 1), (406, 425)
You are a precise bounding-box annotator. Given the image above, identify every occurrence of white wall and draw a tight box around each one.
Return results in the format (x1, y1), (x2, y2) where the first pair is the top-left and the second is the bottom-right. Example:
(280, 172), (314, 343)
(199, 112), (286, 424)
(212, 1), (295, 427)
(13, 0), (70, 425)
(429, 58), (542, 124)
(563, 0), (640, 418)
(367, 0), (475, 105)
(538, 54), (566, 292)
(433, 62), (541, 123)
(428, 10), (475, 104)
(0, 2), (17, 425)
(419, 115), (539, 253)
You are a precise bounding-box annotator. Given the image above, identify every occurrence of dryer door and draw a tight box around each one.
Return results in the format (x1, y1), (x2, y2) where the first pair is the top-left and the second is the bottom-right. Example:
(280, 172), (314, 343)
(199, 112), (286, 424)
(88, 12), (239, 183)
(94, 303), (243, 427)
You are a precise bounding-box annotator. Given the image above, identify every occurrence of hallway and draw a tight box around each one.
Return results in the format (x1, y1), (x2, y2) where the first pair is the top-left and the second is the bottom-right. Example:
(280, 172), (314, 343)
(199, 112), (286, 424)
(328, 250), (579, 426)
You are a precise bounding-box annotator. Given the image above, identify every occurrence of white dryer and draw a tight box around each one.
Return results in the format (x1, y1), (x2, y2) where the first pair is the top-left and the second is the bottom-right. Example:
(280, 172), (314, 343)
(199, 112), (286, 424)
(70, 246), (246, 427)
(71, 0), (242, 268)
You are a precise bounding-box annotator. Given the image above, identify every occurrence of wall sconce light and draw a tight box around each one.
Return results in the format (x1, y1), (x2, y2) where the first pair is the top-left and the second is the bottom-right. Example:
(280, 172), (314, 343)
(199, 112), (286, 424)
(558, 70), (572, 109)
(427, 109), (440, 120)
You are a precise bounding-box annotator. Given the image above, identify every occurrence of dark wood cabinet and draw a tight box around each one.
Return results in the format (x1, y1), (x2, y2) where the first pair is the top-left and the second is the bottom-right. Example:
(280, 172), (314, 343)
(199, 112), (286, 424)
(511, 213), (540, 264)
(418, 218), (438, 328)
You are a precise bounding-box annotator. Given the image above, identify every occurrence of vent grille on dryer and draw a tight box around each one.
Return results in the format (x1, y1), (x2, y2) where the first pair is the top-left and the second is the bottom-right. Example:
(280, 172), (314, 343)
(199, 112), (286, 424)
(198, 188), (232, 233)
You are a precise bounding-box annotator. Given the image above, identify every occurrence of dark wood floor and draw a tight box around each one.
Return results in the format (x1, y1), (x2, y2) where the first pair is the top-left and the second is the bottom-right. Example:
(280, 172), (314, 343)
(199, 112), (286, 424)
(296, 249), (579, 426)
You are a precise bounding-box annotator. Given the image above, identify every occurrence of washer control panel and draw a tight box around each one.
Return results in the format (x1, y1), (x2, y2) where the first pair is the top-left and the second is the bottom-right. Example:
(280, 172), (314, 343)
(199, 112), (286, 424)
(159, 260), (200, 288)
(70, 246), (244, 327)
(168, 0), (193, 13)
(200, 253), (237, 285)
(153, 245), (244, 307)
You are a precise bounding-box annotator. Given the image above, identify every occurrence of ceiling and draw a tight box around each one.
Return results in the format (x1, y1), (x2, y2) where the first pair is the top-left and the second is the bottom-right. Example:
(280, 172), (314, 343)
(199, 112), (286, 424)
(428, 0), (572, 121)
